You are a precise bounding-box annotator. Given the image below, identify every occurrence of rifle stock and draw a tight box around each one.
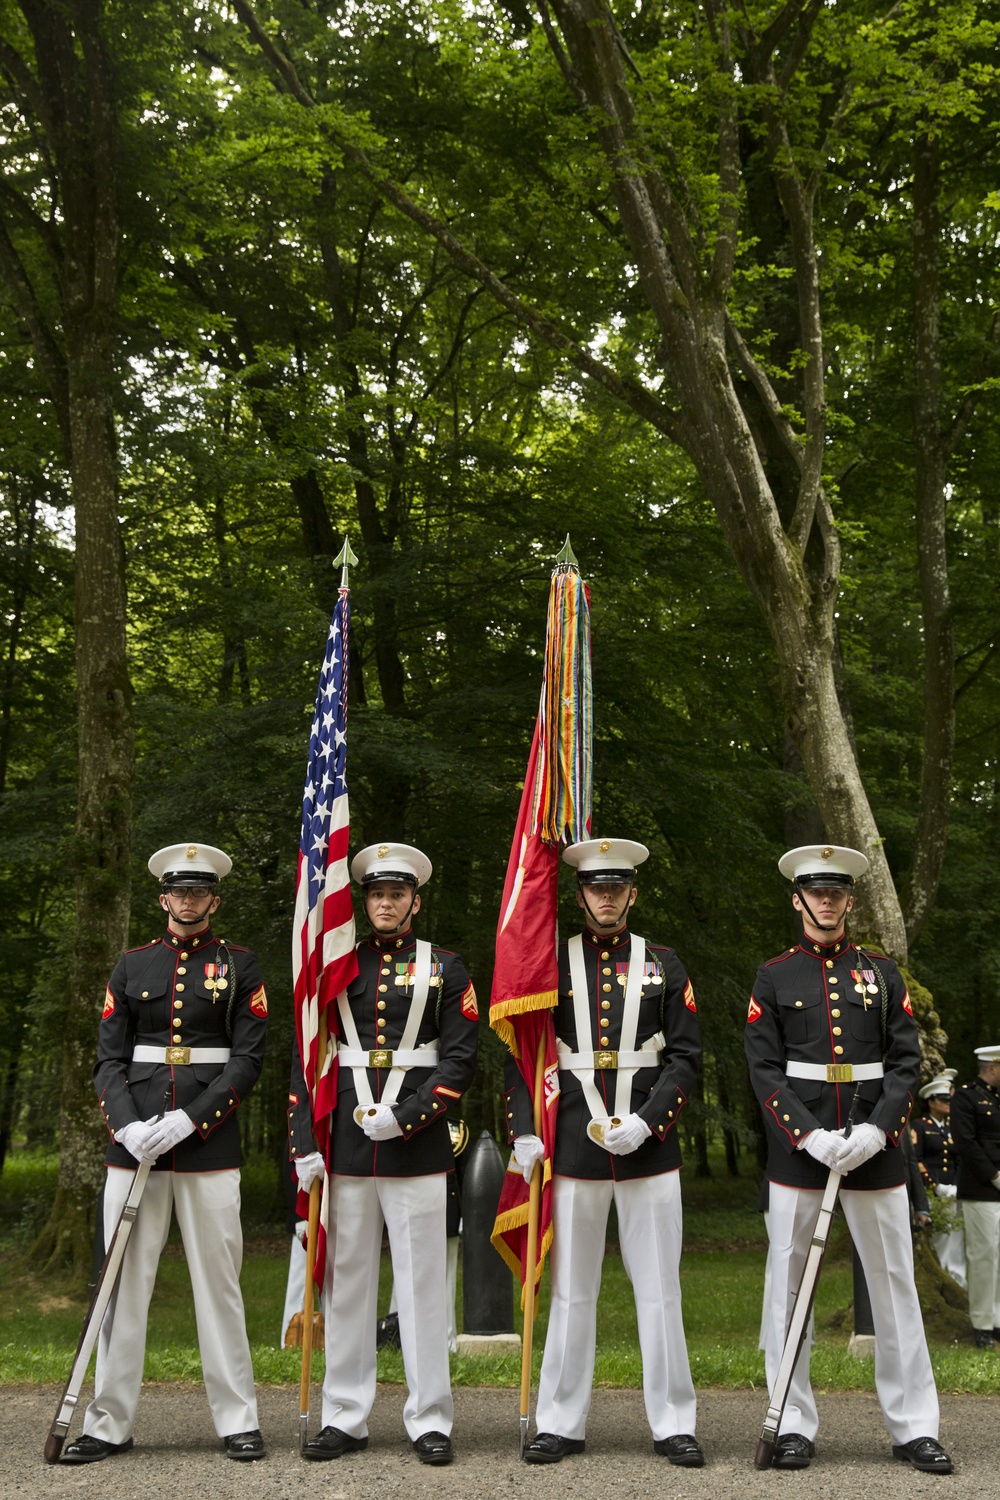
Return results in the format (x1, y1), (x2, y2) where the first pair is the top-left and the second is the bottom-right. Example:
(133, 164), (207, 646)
(44, 1160), (153, 1462)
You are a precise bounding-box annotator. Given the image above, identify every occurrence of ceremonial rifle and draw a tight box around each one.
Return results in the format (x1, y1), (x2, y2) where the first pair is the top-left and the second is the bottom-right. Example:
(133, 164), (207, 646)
(44, 1158), (153, 1461)
(754, 1085), (862, 1470)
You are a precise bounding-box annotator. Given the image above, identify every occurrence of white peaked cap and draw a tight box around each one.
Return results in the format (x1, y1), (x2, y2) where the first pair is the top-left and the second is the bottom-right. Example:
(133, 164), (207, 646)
(148, 843), (232, 883)
(778, 844), (869, 882)
(919, 1076), (954, 1099)
(563, 838), (649, 875)
(974, 1045), (1000, 1063)
(352, 842), (432, 887)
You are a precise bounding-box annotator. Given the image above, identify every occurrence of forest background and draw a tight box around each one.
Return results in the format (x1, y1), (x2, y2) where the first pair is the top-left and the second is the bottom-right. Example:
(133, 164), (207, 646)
(1, 0), (998, 1274)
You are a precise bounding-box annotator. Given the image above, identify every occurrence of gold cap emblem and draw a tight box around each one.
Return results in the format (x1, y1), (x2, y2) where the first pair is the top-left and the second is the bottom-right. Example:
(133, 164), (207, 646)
(186, 845), (198, 859)
(820, 846), (834, 859)
(377, 844), (389, 859)
(599, 839), (611, 853)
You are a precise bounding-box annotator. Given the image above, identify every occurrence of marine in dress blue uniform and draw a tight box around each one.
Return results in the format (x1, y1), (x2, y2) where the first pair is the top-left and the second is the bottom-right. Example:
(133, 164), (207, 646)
(745, 844), (951, 1474)
(508, 839), (703, 1468)
(62, 843), (268, 1464)
(951, 1045), (1000, 1344)
(912, 1073), (964, 1288)
(288, 843), (478, 1466)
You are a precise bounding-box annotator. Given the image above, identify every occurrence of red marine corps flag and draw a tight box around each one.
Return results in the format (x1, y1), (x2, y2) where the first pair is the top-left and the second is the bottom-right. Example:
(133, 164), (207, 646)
(489, 538), (592, 1449)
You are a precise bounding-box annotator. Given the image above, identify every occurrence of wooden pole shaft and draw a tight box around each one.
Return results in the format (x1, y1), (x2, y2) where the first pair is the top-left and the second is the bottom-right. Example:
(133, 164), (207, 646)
(519, 1028), (548, 1434)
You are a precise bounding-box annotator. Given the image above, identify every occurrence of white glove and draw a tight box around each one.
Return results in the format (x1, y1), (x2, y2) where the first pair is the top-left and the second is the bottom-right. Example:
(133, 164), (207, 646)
(837, 1121), (886, 1174)
(936, 1182), (958, 1200)
(512, 1134), (545, 1183)
(294, 1151), (325, 1190)
(360, 1103), (403, 1141)
(603, 1113), (653, 1156)
(145, 1109), (196, 1158)
(294, 1219), (309, 1246)
(115, 1117), (160, 1163)
(800, 1128), (847, 1171)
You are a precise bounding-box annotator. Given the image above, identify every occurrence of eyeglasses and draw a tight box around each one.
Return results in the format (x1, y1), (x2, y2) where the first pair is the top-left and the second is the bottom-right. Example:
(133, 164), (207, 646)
(165, 886), (214, 899)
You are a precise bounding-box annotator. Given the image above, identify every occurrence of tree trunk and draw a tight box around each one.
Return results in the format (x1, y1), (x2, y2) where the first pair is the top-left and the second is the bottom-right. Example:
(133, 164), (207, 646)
(1, 0), (133, 1274)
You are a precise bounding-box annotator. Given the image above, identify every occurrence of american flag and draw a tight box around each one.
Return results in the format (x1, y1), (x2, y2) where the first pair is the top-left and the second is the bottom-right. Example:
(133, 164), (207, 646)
(292, 582), (359, 1173)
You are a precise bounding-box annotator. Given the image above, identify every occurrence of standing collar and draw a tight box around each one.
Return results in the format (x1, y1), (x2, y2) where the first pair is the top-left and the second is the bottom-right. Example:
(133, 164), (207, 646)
(798, 935), (852, 960)
(163, 929), (214, 949)
(368, 929), (417, 953)
(582, 926), (630, 950)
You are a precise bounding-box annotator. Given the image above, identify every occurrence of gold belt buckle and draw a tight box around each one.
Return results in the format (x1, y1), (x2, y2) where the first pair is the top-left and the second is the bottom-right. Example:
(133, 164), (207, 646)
(826, 1063), (854, 1083)
(594, 1050), (618, 1069)
(369, 1049), (393, 1068)
(166, 1045), (190, 1065)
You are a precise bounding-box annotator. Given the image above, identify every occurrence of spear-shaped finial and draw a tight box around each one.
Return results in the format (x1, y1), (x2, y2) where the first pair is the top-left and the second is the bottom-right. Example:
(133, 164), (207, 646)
(553, 533), (579, 570)
(332, 536), (359, 589)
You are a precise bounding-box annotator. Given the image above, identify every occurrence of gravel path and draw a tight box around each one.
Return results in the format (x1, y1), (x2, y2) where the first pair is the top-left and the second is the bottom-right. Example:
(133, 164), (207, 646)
(8, 1384), (990, 1499)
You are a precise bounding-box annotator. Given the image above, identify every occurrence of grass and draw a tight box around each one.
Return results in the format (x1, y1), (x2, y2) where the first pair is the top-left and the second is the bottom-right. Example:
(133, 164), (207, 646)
(2, 1149), (999, 1394)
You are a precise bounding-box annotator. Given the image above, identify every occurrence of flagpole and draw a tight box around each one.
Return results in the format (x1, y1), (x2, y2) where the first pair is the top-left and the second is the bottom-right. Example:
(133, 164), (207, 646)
(299, 1010), (327, 1453)
(518, 1027), (548, 1455)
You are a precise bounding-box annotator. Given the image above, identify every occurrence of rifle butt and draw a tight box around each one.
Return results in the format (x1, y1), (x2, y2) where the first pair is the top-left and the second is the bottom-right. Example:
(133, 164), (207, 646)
(754, 1435), (775, 1470)
(44, 1432), (65, 1464)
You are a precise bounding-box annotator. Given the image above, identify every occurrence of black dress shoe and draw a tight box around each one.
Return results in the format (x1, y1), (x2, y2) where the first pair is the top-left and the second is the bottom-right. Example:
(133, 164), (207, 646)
(773, 1433), (816, 1469)
(224, 1429), (266, 1461)
(523, 1432), (586, 1464)
(302, 1426), (369, 1461)
(413, 1430), (453, 1465)
(653, 1433), (704, 1467)
(974, 1329), (994, 1348)
(892, 1437), (953, 1473)
(61, 1435), (134, 1464)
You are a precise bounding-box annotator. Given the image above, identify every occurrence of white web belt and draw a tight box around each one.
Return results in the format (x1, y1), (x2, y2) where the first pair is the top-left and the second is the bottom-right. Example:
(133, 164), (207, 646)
(337, 939), (437, 1112)
(559, 934), (663, 1122)
(133, 1045), (231, 1064)
(786, 1061), (884, 1083)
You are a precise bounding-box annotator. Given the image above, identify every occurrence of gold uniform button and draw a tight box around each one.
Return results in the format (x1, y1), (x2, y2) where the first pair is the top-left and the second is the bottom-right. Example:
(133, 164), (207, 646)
(603, 967), (611, 975)
(432, 1102), (439, 1109)
(175, 983), (185, 992)
(829, 992), (840, 1001)
(602, 1000), (611, 1010)
(834, 1046), (844, 1055)
(377, 1035), (386, 1045)
(405, 1123), (412, 1130)
(600, 1019), (609, 1029)
(793, 1128), (801, 1136)
(668, 1110), (674, 1119)
(795, 1001), (803, 1008)
(601, 951), (609, 960)
(831, 1009), (841, 1018)
(833, 1027), (842, 1036)
(180, 951), (189, 959)
(215, 1110), (221, 1118)
(377, 1001), (386, 1011)
(602, 983), (612, 993)
(379, 984), (388, 992)
(600, 1038), (610, 1047)
(421, 1114), (427, 1121)
(783, 1114), (790, 1121)
(826, 960), (834, 969)
(202, 1121), (208, 1129)
(141, 991), (149, 999)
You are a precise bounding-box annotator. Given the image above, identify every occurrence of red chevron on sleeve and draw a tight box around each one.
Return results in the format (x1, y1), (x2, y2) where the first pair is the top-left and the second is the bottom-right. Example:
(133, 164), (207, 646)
(747, 995), (762, 1023)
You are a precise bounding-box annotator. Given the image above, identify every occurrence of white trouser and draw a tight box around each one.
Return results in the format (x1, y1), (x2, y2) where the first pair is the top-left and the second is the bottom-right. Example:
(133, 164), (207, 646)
(932, 1222), (966, 1290)
(962, 1198), (1000, 1329)
(765, 1183), (938, 1445)
(322, 1174), (452, 1440)
(281, 1234), (307, 1345)
(536, 1172), (697, 1442)
(84, 1167), (258, 1444)
(388, 1234), (459, 1352)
